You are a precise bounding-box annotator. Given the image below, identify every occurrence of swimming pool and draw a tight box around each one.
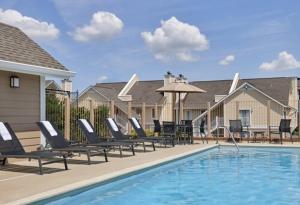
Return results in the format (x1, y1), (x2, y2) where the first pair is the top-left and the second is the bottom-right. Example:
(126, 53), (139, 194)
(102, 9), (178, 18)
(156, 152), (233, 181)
(36, 147), (300, 205)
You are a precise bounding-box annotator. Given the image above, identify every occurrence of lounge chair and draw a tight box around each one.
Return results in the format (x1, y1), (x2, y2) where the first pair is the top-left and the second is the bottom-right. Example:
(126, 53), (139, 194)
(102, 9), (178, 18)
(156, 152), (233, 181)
(0, 122), (68, 175)
(129, 117), (175, 147)
(77, 119), (135, 157)
(269, 119), (292, 144)
(105, 118), (155, 151)
(37, 121), (108, 164)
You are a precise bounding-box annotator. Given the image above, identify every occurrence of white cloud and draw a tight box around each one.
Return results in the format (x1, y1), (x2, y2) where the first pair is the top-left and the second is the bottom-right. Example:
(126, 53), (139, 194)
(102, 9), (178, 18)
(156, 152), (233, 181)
(219, 55), (235, 66)
(71, 11), (123, 42)
(259, 51), (300, 71)
(141, 17), (209, 62)
(0, 9), (59, 40)
(98, 75), (108, 82)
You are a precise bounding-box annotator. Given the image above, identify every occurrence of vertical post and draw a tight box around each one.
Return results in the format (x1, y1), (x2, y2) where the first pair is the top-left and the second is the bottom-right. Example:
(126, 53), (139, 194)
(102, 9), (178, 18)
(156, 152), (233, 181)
(180, 98), (184, 123)
(62, 79), (72, 141)
(267, 100), (271, 140)
(64, 96), (70, 140)
(235, 101), (239, 119)
(154, 103), (158, 120)
(207, 102), (211, 138)
(110, 100), (115, 119)
(298, 100), (300, 139)
(142, 102), (146, 129)
(40, 76), (46, 146)
(89, 99), (94, 126)
(172, 93), (176, 122)
(128, 101), (132, 133)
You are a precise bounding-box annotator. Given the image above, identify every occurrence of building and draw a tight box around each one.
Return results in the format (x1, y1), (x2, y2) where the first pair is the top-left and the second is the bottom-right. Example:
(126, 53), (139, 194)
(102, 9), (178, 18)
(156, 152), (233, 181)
(0, 22), (75, 151)
(80, 72), (299, 135)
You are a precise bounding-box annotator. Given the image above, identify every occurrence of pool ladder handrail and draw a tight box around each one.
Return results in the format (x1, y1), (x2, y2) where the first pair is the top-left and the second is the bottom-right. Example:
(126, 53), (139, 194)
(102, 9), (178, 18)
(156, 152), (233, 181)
(221, 126), (240, 152)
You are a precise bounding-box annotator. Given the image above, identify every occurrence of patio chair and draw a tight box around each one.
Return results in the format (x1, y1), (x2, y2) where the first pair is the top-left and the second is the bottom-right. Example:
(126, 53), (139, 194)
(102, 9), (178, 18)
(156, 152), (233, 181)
(105, 118), (155, 151)
(153, 120), (161, 135)
(229, 120), (250, 142)
(162, 121), (177, 143)
(37, 121), (108, 164)
(129, 118), (175, 147)
(180, 120), (193, 144)
(199, 120), (208, 144)
(77, 119), (135, 157)
(0, 122), (68, 175)
(269, 119), (292, 144)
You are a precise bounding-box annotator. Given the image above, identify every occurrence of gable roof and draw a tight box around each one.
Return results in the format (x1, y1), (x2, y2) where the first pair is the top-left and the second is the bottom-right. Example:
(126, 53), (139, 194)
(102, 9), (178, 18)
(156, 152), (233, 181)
(127, 80), (165, 105)
(45, 80), (61, 90)
(84, 77), (295, 111)
(94, 82), (128, 113)
(0, 22), (67, 71)
(186, 77), (294, 107)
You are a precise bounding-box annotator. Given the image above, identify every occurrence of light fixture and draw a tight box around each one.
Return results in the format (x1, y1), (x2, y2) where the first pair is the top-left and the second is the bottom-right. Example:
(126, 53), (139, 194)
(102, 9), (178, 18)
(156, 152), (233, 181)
(10, 76), (20, 88)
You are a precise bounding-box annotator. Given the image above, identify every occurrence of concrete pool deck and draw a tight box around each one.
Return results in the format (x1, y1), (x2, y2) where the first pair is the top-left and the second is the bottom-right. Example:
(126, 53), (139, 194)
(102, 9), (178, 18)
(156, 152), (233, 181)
(1, 141), (300, 205)
(1, 142), (217, 204)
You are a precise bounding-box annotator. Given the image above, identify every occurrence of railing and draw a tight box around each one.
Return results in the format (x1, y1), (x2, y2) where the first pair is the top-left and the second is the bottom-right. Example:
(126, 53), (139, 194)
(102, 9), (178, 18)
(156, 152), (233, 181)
(46, 91), (300, 143)
(222, 126), (239, 152)
(115, 115), (128, 134)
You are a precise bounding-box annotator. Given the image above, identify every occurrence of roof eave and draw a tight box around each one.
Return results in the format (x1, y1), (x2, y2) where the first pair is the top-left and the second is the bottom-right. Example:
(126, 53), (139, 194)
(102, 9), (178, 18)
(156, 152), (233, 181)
(0, 59), (75, 78)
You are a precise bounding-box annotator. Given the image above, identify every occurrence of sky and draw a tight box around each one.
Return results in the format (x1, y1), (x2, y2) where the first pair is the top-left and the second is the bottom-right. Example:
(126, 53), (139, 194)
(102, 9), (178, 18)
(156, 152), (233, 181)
(0, 0), (299, 91)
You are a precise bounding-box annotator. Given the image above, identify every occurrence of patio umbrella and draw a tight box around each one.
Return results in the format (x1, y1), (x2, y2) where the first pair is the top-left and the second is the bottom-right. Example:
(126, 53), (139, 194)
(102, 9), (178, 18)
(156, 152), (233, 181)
(156, 80), (206, 124)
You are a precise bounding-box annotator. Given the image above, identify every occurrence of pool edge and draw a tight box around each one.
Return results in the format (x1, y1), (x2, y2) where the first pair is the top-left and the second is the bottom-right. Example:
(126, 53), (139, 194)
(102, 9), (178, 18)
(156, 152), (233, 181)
(6, 144), (218, 205)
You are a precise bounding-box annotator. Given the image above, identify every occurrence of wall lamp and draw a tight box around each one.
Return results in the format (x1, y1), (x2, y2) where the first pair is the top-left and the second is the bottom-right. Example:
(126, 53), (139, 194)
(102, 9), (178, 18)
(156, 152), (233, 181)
(10, 76), (20, 88)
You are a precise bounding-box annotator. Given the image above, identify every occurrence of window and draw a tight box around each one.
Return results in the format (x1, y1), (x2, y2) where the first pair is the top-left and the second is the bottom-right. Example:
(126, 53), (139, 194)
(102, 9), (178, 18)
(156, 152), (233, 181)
(186, 110), (192, 120)
(239, 110), (251, 126)
(151, 108), (155, 118)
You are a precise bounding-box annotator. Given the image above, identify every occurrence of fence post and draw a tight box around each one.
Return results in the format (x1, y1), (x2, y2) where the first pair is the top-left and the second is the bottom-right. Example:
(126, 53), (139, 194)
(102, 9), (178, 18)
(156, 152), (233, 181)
(267, 100), (271, 139)
(128, 101), (132, 133)
(110, 100), (115, 119)
(64, 96), (70, 140)
(235, 101), (239, 119)
(207, 102), (211, 138)
(142, 102), (146, 129)
(154, 103), (158, 120)
(89, 100), (94, 126)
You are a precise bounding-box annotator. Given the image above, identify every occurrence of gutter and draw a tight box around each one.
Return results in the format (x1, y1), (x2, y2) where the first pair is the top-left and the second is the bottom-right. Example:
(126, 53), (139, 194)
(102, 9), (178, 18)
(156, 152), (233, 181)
(0, 59), (76, 78)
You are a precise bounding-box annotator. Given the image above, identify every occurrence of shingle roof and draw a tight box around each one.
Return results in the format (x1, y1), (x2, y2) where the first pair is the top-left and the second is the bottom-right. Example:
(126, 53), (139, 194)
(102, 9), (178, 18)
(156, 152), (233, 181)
(92, 77), (294, 110)
(0, 22), (67, 70)
(127, 80), (165, 105)
(186, 77), (294, 107)
(94, 82), (128, 113)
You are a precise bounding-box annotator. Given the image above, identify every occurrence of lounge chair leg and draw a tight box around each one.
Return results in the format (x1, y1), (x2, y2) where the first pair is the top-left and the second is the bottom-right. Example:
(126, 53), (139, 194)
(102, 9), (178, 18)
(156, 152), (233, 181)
(143, 142), (146, 152)
(103, 149), (108, 162)
(119, 146), (123, 158)
(280, 133), (283, 145)
(2, 157), (6, 165)
(86, 151), (91, 165)
(38, 158), (43, 175)
(131, 145), (135, 156)
(152, 142), (156, 151)
(290, 132), (293, 144)
(63, 155), (68, 170)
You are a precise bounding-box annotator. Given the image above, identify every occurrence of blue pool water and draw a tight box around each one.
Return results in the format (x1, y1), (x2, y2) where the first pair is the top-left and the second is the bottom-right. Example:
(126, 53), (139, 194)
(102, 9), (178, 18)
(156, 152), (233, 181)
(38, 147), (300, 205)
